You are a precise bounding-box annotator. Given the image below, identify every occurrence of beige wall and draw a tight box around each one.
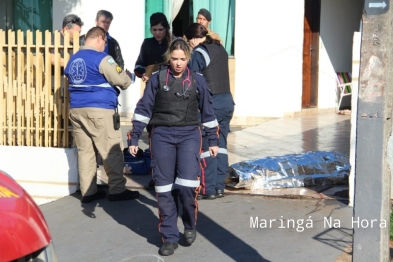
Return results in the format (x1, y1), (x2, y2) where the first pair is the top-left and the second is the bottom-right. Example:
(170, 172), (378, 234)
(229, 57), (235, 98)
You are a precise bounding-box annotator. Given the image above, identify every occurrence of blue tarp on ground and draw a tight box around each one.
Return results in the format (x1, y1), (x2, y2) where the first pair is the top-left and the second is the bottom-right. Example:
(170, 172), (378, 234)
(230, 151), (350, 190)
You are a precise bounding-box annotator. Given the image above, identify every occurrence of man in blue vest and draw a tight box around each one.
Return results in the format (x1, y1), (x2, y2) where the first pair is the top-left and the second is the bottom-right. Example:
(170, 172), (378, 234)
(65, 26), (139, 203)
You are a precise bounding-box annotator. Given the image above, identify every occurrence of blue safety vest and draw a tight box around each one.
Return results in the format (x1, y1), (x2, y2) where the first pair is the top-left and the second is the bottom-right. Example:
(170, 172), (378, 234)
(65, 49), (119, 109)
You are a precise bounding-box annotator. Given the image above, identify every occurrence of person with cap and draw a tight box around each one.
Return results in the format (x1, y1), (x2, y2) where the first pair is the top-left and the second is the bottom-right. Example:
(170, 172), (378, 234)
(51, 14), (84, 67)
(80, 10), (125, 69)
(129, 38), (219, 256)
(196, 8), (222, 43)
(65, 26), (139, 203)
(134, 12), (172, 83)
(184, 23), (234, 200)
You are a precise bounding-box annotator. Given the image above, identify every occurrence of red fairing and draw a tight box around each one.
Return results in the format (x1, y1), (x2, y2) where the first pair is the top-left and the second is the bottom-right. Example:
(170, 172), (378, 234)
(0, 171), (51, 261)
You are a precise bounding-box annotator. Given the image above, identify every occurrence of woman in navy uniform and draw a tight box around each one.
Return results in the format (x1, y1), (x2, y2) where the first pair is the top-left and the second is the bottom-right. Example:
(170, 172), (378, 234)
(128, 38), (219, 256)
(184, 23), (235, 200)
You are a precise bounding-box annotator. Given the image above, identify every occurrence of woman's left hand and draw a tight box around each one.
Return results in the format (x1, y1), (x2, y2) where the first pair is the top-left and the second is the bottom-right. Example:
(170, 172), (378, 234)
(129, 145), (139, 157)
(209, 146), (219, 157)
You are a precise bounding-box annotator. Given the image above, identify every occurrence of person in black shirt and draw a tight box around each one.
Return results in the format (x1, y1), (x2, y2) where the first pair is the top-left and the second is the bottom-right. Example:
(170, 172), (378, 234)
(134, 13), (172, 82)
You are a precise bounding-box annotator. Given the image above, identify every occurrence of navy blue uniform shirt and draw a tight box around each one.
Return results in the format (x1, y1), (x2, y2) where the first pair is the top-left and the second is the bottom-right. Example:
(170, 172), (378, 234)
(188, 45), (209, 72)
(130, 68), (219, 147)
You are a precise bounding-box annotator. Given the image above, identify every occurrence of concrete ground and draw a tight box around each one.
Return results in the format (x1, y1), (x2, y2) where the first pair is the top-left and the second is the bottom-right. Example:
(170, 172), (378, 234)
(40, 112), (353, 262)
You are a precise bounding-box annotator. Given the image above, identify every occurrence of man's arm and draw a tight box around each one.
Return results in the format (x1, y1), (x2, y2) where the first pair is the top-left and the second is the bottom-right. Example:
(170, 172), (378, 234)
(134, 40), (147, 78)
(114, 44), (125, 70)
(51, 54), (65, 67)
(109, 37), (125, 69)
(99, 55), (131, 90)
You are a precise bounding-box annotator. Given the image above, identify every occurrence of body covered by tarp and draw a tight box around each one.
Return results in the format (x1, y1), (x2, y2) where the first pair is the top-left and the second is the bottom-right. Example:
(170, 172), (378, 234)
(230, 151), (350, 190)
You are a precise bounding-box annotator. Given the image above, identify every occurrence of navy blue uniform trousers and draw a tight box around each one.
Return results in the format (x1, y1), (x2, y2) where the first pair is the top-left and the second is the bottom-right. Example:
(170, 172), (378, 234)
(200, 93), (234, 195)
(150, 125), (202, 243)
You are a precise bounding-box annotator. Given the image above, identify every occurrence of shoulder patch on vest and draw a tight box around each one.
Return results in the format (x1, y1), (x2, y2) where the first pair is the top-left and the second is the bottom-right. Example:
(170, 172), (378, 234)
(107, 57), (115, 64)
(116, 65), (123, 74)
(152, 70), (159, 75)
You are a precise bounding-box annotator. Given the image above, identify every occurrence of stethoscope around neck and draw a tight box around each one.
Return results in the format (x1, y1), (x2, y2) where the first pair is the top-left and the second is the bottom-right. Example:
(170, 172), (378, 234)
(163, 67), (191, 98)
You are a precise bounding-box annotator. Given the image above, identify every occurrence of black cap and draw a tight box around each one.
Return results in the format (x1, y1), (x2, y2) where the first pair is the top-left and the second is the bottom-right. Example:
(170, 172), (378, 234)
(198, 8), (212, 21)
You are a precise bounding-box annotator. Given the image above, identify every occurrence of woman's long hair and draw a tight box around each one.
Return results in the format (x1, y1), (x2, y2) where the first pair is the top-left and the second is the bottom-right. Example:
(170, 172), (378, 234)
(183, 23), (221, 45)
(150, 12), (172, 44)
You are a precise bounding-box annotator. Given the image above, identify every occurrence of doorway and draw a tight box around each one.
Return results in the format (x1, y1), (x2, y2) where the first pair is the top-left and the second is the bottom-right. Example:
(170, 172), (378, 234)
(302, 0), (320, 108)
(172, 0), (193, 37)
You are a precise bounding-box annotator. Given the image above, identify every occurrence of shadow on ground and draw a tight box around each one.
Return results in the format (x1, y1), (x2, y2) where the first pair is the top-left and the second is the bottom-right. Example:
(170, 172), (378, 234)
(71, 187), (270, 261)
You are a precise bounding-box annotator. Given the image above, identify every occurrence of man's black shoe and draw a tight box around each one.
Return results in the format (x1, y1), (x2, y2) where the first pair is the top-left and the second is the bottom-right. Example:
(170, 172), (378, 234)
(158, 242), (178, 256)
(148, 179), (155, 188)
(108, 189), (139, 201)
(81, 190), (106, 203)
(216, 189), (225, 198)
(184, 229), (197, 245)
(197, 193), (216, 200)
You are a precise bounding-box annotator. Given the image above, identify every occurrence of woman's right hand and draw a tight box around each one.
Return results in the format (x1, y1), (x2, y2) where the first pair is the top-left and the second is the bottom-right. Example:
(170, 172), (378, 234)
(142, 73), (149, 82)
(129, 145), (139, 157)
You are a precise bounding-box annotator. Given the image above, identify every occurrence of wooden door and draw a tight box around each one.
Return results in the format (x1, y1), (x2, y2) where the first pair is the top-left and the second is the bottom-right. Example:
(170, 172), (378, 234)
(302, 0), (320, 108)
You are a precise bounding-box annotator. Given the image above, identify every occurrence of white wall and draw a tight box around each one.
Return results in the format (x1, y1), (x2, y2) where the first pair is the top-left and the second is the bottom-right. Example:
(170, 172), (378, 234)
(53, 0), (146, 117)
(234, 0), (305, 118)
(0, 146), (79, 205)
(318, 0), (363, 109)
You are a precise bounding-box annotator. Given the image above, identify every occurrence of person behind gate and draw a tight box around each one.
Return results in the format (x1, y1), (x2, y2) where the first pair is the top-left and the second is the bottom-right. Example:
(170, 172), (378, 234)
(80, 10), (125, 69)
(65, 26), (139, 203)
(184, 23), (235, 200)
(128, 38), (219, 256)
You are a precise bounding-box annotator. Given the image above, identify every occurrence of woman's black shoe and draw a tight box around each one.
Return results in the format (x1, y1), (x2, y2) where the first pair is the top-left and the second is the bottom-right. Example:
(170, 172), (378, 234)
(197, 193), (216, 200)
(216, 189), (225, 198)
(184, 229), (197, 245)
(159, 242), (178, 256)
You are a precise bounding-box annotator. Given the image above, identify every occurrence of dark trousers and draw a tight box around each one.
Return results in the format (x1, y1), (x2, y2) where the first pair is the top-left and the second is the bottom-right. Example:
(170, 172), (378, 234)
(150, 125), (202, 243)
(200, 93), (234, 195)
